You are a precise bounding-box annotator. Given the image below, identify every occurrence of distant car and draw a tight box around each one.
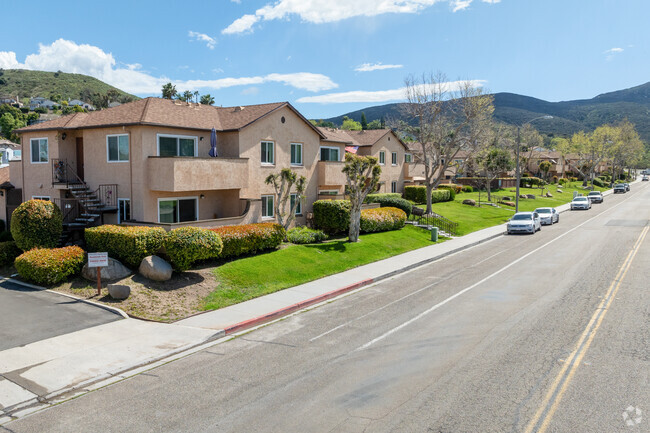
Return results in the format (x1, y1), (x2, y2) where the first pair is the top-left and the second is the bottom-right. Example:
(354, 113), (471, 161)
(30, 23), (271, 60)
(643, 176), (649, 181)
(614, 183), (626, 193)
(570, 196), (592, 210)
(534, 207), (559, 225)
(624, 183), (630, 191)
(587, 191), (603, 203)
(507, 212), (541, 234)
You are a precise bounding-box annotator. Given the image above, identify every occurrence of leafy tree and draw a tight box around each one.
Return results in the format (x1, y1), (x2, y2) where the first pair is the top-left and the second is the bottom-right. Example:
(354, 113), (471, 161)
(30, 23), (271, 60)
(342, 153), (381, 242)
(367, 119), (382, 130)
(162, 82), (177, 99)
(538, 160), (552, 181)
(193, 90), (200, 103)
(310, 119), (335, 128)
(200, 94), (215, 105)
(264, 168), (306, 231)
(361, 112), (368, 130)
(341, 116), (362, 131)
(181, 90), (194, 102)
(0, 113), (18, 140)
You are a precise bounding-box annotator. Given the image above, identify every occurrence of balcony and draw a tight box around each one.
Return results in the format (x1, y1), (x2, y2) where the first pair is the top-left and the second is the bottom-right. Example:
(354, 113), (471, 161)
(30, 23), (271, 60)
(317, 161), (347, 187)
(147, 157), (249, 192)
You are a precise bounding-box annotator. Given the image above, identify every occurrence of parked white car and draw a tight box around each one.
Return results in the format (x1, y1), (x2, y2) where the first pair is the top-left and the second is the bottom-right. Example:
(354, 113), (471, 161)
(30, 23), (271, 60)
(534, 207), (559, 225)
(570, 196), (591, 210)
(507, 212), (541, 235)
(587, 191), (603, 203)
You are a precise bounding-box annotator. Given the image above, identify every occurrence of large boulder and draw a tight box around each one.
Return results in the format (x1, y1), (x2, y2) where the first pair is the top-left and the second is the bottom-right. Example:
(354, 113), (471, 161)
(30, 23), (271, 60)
(108, 284), (130, 300)
(462, 199), (476, 206)
(82, 258), (131, 281)
(139, 255), (172, 281)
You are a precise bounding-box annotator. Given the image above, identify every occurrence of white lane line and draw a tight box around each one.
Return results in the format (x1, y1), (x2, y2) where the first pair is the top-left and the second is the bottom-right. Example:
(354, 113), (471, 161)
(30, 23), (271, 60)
(354, 192), (636, 352)
(473, 249), (506, 266)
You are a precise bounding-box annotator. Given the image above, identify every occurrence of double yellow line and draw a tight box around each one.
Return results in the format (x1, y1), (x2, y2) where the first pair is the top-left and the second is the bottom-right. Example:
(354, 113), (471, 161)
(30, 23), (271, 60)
(524, 224), (649, 433)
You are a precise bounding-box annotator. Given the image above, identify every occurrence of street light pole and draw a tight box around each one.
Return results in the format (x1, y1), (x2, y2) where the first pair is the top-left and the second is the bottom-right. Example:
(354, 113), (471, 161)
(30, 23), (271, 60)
(514, 115), (553, 213)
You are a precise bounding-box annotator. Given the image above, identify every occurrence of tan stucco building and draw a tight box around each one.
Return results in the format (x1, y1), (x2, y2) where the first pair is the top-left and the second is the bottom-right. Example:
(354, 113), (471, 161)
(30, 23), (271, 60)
(14, 98), (409, 230)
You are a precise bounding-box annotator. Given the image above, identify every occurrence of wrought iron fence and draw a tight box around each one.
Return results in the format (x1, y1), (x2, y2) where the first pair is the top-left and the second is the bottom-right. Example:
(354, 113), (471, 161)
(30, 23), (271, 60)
(52, 159), (83, 185)
(409, 208), (458, 236)
(53, 198), (82, 224)
(97, 184), (117, 208)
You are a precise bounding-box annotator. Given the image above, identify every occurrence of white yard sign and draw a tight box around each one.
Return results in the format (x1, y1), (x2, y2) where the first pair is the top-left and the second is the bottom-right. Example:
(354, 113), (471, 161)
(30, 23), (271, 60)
(88, 252), (109, 268)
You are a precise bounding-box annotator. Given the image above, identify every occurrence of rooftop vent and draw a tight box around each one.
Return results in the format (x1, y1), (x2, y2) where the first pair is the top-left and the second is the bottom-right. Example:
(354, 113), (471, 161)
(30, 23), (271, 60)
(234, 106), (245, 112)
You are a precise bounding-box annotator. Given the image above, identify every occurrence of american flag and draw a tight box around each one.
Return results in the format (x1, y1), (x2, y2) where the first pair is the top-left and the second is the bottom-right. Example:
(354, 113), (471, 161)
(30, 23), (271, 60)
(345, 146), (358, 154)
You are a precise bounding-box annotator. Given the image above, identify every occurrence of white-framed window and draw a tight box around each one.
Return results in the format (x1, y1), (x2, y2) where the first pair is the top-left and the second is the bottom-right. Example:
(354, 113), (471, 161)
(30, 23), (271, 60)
(391, 181), (397, 193)
(261, 195), (274, 218)
(13, 149), (21, 160)
(31, 196), (50, 201)
(118, 198), (131, 223)
(30, 138), (48, 163)
(290, 193), (302, 216)
(379, 151), (385, 165)
(261, 141), (275, 165)
(290, 143), (303, 166)
(320, 146), (340, 162)
(391, 152), (397, 165)
(157, 134), (197, 157)
(318, 190), (339, 196)
(404, 153), (413, 163)
(157, 197), (198, 223)
(107, 134), (129, 162)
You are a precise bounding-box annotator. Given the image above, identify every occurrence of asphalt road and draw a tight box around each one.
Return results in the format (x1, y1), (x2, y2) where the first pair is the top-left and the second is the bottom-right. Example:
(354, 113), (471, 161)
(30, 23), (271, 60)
(0, 282), (121, 351)
(6, 183), (650, 433)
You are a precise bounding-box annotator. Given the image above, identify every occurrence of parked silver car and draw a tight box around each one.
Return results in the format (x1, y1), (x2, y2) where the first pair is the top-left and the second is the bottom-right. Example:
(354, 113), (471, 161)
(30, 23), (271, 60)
(614, 183), (626, 193)
(534, 207), (559, 225)
(587, 191), (603, 203)
(570, 196), (592, 210)
(507, 212), (541, 234)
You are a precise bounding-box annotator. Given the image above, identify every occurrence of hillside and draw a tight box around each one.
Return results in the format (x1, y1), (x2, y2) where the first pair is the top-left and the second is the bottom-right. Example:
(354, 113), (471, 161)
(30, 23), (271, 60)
(0, 69), (138, 107)
(324, 82), (650, 143)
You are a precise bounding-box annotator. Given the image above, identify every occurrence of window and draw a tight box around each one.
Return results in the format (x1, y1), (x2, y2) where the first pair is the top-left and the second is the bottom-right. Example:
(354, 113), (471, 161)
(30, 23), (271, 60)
(262, 195), (274, 218)
(404, 153), (413, 163)
(391, 181), (397, 193)
(107, 134), (129, 162)
(391, 152), (397, 165)
(379, 151), (385, 165)
(118, 198), (131, 223)
(320, 147), (340, 162)
(157, 134), (197, 157)
(318, 190), (339, 196)
(30, 138), (48, 163)
(31, 196), (50, 201)
(261, 141), (274, 165)
(290, 143), (303, 166)
(290, 193), (302, 216)
(13, 150), (21, 160)
(158, 198), (198, 223)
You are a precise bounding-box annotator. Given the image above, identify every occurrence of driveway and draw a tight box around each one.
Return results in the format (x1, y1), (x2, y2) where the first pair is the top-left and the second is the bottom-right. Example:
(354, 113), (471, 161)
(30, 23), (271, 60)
(0, 281), (122, 351)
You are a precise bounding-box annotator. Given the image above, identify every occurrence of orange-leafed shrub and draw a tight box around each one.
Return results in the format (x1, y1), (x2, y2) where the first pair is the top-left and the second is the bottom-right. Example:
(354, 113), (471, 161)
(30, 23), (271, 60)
(15, 246), (85, 285)
(209, 223), (285, 258)
(360, 207), (406, 233)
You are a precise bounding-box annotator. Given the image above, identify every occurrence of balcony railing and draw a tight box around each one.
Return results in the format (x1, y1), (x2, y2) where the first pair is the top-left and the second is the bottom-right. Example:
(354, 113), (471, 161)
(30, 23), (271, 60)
(147, 157), (249, 191)
(52, 159), (83, 185)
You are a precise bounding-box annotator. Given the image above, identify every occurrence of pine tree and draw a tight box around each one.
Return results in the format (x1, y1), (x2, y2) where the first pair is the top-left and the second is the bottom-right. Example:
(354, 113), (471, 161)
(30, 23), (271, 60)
(361, 112), (368, 130)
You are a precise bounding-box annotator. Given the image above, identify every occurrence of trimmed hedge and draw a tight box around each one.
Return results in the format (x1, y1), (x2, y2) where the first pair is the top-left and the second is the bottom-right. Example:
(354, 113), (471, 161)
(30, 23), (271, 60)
(438, 183), (462, 193)
(461, 186), (473, 193)
(210, 223), (285, 258)
(593, 177), (606, 188)
(15, 246), (85, 285)
(520, 176), (546, 187)
(364, 193), (402, 203)
(11, 200), (63, 251)
(0, 241), (21, 266)
(165, 227), (223, 271)
(286, 226), (328, 244)
(360, 207), (407, 233)
(365, 195), (412, 217)
(403, 186), (453, 204)
(312, 200), (351, 233)
(85, 225), (167, 267)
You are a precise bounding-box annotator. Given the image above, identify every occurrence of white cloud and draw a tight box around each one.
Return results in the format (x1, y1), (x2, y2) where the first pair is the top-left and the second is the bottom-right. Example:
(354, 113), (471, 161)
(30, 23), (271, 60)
(354, 62), (403, 72)
(604, 47), (624, 54)
(188, 31), (217, 49)
(222, 0), (495, 34)
(0, 39), (338, 95)
(297, 80), (486, 104)
(481, 0), (500, 3)
(242, 87), (260, 95)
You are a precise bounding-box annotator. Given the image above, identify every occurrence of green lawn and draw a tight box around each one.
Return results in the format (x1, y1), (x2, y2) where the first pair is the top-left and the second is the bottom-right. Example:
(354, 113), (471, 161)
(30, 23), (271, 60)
(425, 181), (609, 235)
(203, 225), (444, 310)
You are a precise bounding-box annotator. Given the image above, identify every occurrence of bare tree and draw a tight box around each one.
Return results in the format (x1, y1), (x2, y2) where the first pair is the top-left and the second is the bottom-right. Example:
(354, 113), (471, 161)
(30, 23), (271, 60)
(265, 168), (306, 231)
(342, 153), (381, 242)
(396, 73), (494, 214)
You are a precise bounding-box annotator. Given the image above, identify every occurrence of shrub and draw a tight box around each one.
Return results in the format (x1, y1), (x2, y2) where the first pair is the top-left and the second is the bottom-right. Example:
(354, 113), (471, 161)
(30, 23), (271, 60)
(210, 223), (285, 258)
(570, 177), (578, 182)
(286, 226), (328, 244)
(360, 207), (406, 233)
(365, 195), (412, 217)
(431, 189), (452, 203)
(461, 186), (473, 193)
(404, 186), (453, 204)
(85, 225), (166, 267)
(520, 176), (546, 187)
(11, 200), (63, 251)
(312, 200), (351, 233)
(165, 227), (223, 271)
(438, 183), (462, 193)
(15, 246), (85, 285)
(0, 241), (21, 266)
(0, 231), (13, 242)
(592, 177), (605, 188)
(364, 193), (402, 203)
(558, 178), (568, 185)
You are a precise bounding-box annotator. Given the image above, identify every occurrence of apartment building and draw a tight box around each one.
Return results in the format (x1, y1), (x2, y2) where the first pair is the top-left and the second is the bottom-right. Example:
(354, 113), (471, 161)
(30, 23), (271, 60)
(13, 98), (409, 229)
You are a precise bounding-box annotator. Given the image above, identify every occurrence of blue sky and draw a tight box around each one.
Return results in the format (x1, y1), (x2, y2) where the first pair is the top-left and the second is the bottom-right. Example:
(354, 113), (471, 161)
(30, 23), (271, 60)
(1, 0), (648, 119)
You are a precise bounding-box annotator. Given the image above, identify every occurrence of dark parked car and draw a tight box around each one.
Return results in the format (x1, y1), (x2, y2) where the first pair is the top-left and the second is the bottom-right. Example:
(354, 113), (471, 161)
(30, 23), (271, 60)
(614, 184), (626, 193)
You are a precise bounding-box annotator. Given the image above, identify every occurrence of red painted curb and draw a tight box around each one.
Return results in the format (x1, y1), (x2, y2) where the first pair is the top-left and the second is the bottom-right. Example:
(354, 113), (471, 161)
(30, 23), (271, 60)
(224, 278), (374, 334)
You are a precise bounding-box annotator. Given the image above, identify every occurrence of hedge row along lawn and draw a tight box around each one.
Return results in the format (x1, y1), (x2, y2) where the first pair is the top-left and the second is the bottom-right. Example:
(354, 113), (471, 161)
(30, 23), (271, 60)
(424, 181), (609, 236)
(203, 225), (446, 310)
